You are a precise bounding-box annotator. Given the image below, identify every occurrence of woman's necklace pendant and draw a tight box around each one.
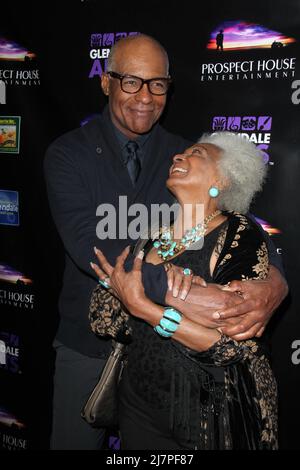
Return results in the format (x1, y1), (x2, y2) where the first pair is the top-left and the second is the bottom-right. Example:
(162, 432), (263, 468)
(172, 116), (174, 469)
(153, 209), (221, 261)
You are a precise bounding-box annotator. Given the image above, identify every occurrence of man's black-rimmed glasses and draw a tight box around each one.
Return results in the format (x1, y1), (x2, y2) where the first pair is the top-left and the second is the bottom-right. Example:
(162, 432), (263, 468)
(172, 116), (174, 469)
(107, 71), (171, 95)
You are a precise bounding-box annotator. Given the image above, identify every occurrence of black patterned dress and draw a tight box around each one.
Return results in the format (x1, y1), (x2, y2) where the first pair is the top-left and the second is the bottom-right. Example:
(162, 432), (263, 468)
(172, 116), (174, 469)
(120, 212), (278, 450)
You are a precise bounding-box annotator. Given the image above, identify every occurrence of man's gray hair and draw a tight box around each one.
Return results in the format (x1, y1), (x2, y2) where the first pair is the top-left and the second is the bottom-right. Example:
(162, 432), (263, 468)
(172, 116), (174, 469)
(198, 132), (267, 213)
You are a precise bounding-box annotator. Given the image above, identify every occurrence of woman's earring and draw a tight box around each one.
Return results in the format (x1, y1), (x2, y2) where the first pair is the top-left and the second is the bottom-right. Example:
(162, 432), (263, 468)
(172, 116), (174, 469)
(209, 186), (219, 198)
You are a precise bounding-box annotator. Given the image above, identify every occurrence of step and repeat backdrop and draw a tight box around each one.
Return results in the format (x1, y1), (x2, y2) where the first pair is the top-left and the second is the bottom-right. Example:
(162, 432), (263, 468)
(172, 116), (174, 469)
(0, 0), (299, 450)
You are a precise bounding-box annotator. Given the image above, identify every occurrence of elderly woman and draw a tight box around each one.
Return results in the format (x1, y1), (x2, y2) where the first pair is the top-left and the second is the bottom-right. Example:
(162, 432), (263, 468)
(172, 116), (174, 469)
(92, 132), (278, 450)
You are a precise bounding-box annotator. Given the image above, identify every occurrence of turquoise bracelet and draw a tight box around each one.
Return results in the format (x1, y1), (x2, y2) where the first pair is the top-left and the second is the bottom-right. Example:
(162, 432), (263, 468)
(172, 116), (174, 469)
(153, 325), (173, 338)
(160, 317), (178, 333)
(154, 307), (182, 338)
(163, 307), (182, 324)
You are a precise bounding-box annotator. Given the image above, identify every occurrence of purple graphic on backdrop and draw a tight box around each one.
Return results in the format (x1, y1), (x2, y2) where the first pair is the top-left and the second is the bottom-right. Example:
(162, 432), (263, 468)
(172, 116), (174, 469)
(254, 216), (281, 236)
(213, 116), (273, 133)
(108, 435), (120, 450)
(211, 117), (227, 131)
(91, 33), (114, 48)
(0, 263), (32, 285)
(227, 117), (241, 131)
(0, 408), (25, 430)
(212, 115), (273, 164)
(0, 263), (35, 311)
(207, 21), (296, 51)
(89, 31), (139, 78)
(0, 37), (36, 61)
(257, 116), (272, 130)
(241, 117), (256, 131)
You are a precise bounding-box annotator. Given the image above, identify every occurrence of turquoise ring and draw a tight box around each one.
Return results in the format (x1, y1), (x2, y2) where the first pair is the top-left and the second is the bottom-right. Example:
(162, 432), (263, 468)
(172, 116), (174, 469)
(99, 278), (110, 289)
(183, 268), (192, 276)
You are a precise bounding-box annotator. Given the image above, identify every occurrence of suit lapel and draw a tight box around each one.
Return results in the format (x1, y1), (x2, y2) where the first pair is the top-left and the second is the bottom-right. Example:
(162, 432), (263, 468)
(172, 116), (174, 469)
(95, 112), (135, 193)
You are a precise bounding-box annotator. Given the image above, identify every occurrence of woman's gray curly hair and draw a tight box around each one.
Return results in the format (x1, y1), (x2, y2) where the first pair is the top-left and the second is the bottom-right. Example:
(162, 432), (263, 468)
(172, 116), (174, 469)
(198, 132), (267, 213)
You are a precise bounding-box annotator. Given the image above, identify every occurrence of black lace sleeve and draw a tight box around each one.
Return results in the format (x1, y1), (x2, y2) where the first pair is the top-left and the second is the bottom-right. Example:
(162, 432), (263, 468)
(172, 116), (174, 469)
(181, 213), (269, 366)
(188, 334), (266, 367)
(213, 213), (269, 285)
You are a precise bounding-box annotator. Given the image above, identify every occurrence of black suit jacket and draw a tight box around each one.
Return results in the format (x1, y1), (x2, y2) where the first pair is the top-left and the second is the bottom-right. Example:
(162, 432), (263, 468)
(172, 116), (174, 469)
(44, 108), (190, 357)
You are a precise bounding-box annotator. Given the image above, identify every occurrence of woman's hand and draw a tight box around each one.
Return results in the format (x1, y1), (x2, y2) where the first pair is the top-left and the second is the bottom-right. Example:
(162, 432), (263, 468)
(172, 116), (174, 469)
(164, 263), (207, 300)
(90, 246), (147, 315)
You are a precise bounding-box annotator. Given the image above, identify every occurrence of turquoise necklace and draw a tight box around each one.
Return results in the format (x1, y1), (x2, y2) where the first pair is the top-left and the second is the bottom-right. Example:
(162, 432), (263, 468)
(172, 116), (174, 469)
(153, 209), (221, 261)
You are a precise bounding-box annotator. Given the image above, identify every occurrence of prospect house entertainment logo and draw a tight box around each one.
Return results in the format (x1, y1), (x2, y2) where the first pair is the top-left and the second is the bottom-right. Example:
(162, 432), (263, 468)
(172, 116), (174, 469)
(201, 21), (297, 82)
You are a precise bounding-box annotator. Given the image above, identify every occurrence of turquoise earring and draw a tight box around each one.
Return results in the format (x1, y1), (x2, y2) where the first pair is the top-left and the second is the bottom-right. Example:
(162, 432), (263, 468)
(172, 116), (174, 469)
(209, 186), (219, 198)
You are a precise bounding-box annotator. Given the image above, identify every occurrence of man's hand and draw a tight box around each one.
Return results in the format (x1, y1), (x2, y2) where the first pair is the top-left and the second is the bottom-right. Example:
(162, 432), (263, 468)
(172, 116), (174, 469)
(166, 266), (288, 341)
(166, 283), (244, 329)
(217, 266), (288, 340)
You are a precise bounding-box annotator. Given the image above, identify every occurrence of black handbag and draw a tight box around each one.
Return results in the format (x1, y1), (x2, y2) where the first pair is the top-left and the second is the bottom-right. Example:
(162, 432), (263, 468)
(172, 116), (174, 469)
(81, 340), (127, 429)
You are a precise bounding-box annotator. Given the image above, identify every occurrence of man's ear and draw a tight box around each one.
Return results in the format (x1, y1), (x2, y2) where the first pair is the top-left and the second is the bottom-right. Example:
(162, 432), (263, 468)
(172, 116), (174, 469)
(101, 73), (110, 96)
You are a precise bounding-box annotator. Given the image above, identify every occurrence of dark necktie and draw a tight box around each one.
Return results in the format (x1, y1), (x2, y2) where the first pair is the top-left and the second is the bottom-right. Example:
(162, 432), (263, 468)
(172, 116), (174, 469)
(124, 141), (141, 185)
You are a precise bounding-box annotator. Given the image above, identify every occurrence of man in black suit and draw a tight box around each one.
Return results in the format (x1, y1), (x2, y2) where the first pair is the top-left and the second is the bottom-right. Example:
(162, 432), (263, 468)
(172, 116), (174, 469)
(44, 34), (287, 449)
